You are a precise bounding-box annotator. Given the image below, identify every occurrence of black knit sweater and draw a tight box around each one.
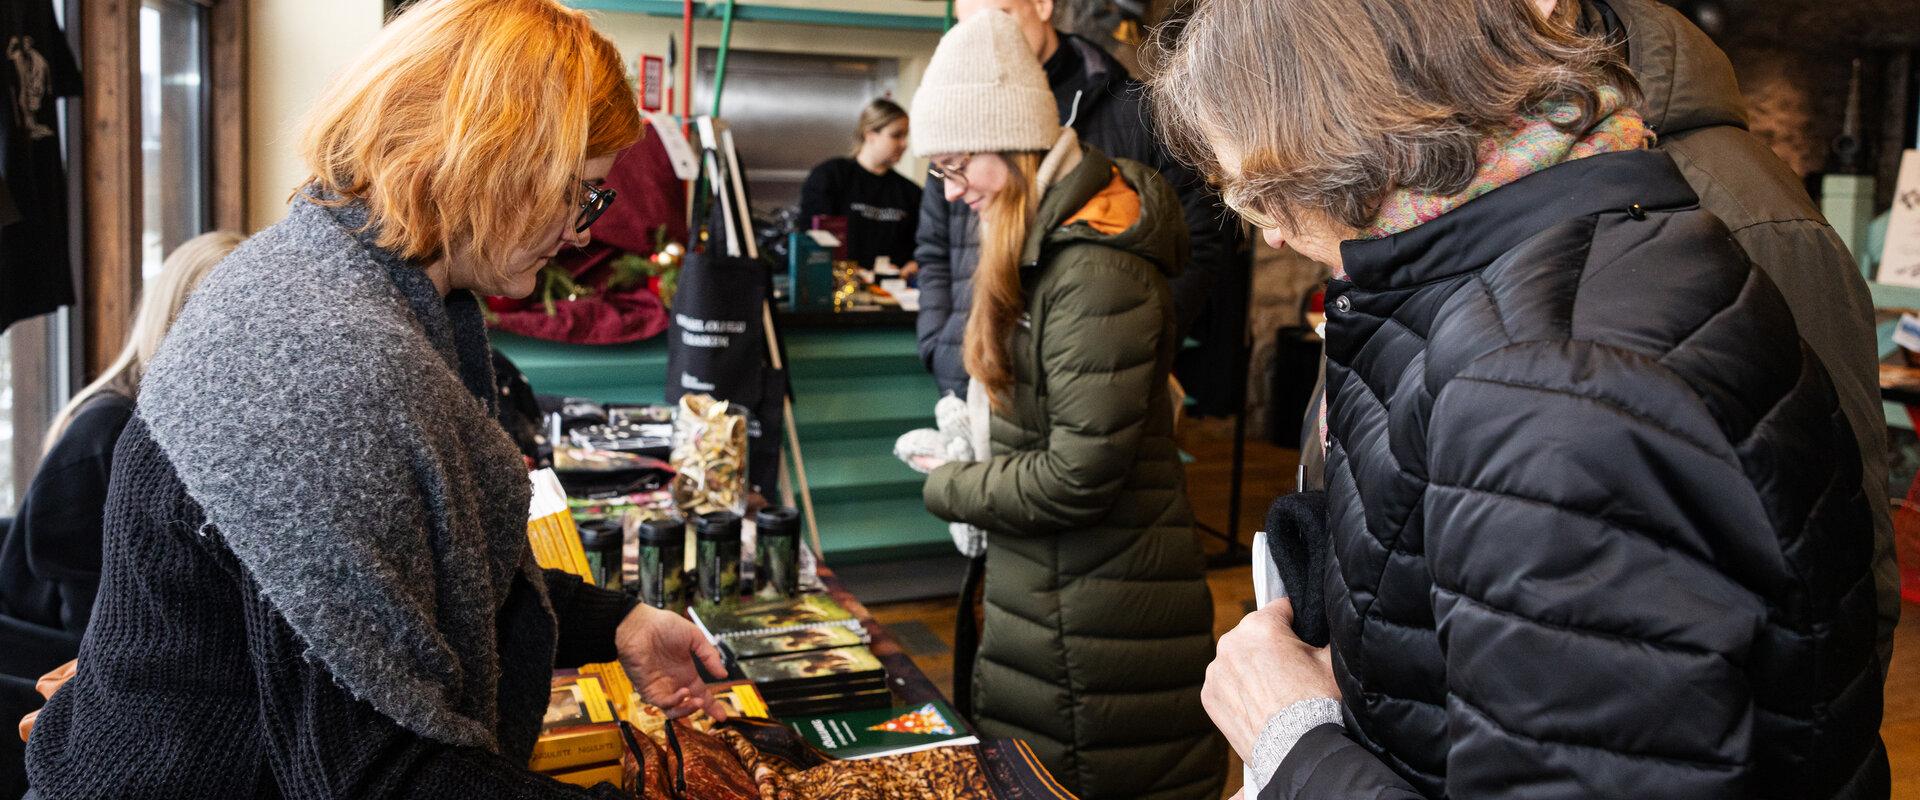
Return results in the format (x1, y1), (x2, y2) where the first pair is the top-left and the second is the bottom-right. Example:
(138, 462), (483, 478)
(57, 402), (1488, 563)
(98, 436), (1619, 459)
(24, 419), (634, 799)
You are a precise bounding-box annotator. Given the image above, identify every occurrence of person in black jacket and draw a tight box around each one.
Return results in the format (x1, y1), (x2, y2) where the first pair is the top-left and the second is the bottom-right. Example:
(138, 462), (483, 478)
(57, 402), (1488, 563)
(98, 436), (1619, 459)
(913, 0), (1236, 397)
(0, 230), (240, 798)
(1149, 0), (1888, 798)
(1551, 0), (1899, 680)
(22, 2), (725, 797)
(798, 98), (921, 273)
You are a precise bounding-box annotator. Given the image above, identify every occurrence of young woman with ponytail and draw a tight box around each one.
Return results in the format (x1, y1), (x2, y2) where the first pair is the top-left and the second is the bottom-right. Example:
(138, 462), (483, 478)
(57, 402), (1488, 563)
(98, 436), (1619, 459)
(893, 11), (1224, 800)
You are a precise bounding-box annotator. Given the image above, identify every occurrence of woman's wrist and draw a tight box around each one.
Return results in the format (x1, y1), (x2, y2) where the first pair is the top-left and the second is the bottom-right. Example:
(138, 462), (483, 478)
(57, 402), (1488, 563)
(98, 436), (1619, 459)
(1248, 697), (1343, 792)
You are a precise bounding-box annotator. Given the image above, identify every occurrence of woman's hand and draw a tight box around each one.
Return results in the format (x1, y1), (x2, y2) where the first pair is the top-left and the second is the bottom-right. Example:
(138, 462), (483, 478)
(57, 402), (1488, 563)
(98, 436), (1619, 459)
(615, 605), (731, 720)
(895, 428), (961, 474)
(1202, 598), (1340, 760)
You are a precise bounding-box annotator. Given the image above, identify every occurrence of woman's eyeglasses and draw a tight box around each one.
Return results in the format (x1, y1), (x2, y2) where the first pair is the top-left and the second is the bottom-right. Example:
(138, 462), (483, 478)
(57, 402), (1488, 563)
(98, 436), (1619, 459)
(576, 181), (616, 233)
(928, 155), (973, 192)
(1220, 182), (1282, 231)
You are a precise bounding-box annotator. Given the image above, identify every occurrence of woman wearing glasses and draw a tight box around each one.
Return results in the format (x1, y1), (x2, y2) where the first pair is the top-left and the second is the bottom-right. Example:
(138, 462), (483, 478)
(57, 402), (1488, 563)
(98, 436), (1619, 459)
(23, 1), (724, 797)
(1149, 0), (1885, 797)
(895, 11), (1223, 800)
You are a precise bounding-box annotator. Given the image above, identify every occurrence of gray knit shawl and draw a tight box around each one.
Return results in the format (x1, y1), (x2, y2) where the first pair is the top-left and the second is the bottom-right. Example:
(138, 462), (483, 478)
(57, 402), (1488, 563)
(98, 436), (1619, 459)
(138, 195), (551, 751)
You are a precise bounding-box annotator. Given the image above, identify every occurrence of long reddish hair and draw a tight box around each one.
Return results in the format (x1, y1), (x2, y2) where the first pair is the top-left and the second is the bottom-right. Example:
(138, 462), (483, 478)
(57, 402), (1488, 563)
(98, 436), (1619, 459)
(964, 151), (1045, 411)
(299, 0), (643, 275)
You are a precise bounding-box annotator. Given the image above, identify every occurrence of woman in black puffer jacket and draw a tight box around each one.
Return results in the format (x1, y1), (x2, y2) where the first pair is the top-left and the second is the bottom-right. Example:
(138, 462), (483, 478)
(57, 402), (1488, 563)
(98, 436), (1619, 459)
(1148, 0), (1888, 798)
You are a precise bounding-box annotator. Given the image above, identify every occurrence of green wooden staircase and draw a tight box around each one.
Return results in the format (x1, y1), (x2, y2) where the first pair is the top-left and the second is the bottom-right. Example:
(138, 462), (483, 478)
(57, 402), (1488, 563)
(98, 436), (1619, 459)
(492, 326), (952, 565)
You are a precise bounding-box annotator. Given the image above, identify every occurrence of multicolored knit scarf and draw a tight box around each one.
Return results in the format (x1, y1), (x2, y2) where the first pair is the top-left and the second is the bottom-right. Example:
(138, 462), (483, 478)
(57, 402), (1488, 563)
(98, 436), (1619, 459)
(1336, 86), (1654, 274)
(1319, 87), (1654, 447)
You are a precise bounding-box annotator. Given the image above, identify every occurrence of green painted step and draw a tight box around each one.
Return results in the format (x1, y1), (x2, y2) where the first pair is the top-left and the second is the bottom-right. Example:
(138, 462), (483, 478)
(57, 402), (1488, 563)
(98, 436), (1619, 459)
(794, 435), (925, 504)
(784, 329), (926, 378)
(788, 374), (936, 438)
(812, 495), (955, 565)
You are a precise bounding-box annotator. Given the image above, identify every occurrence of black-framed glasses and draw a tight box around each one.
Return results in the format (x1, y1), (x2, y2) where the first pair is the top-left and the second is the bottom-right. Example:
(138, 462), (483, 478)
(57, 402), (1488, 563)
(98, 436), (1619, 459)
(576, 180), (616, 233)
(928, 155), (973, 191)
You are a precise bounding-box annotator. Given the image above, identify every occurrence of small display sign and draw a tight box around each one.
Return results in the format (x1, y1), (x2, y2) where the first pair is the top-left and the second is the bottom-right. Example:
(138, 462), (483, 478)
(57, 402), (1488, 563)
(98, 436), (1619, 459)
(1877, 150), (1920, 287)
(1893, 313), (1920, 353)
(647, 112), (699, 181)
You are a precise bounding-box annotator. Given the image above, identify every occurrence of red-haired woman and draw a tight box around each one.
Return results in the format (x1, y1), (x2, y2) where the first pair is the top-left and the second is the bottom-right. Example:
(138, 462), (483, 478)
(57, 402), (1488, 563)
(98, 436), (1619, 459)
(23, 1), (723, 796)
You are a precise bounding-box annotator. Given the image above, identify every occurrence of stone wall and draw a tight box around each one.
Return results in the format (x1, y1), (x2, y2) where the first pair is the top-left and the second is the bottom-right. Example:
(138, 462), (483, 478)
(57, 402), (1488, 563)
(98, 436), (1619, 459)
(1702, 1), (1918, 203)
(1245, 242), (1328, 442)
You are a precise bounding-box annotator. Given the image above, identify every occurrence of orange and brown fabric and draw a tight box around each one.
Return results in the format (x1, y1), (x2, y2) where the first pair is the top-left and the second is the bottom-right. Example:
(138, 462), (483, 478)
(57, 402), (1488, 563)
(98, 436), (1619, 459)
(719, 718), (1076, 800)
(630, 717), (1077, 800)
(16, 659), (74, 743)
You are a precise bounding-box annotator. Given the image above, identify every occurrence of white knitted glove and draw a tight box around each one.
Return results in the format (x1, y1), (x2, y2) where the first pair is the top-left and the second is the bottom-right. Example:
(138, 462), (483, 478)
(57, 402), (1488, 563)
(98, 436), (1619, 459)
(935, 393), (972, 450)
(949, 522), (986, 558)
(894, 428), (969, 474)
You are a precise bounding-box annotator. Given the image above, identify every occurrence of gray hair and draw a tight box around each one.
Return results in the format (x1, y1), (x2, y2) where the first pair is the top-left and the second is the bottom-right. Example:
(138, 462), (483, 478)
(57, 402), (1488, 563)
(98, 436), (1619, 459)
(1145, 0), (1637, 230)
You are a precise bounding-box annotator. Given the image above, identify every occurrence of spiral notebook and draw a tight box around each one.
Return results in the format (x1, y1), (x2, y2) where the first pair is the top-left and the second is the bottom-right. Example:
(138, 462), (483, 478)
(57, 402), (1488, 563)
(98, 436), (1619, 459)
(688, 593), (865, 645)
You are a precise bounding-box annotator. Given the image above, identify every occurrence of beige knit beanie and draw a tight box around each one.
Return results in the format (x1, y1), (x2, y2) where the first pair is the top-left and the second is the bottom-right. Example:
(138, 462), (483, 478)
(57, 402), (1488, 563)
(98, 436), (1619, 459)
(911, 10), (1061, 157)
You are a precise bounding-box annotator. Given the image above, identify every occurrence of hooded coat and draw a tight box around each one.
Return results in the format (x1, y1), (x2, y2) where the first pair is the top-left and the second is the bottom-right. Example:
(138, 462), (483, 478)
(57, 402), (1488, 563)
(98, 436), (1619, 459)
(1579, 0), (1898, 672)
(1266, 148), (1887, 799)
(1299, 0), (1897, 669)
(923, 144), (1225, 800)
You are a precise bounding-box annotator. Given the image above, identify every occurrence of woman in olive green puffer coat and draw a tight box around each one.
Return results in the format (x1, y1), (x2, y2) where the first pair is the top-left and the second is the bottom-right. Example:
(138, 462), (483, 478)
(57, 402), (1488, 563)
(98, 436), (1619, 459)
(906, 124), (1221, 790)
(900, 14), (1223, 797)
(919, 131), (1224, 800)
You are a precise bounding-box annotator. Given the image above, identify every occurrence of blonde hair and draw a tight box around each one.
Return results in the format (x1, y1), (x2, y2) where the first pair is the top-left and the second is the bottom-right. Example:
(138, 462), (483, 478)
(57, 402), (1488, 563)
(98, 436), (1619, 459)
(849, 99), (908, 158)
(963, 151), (1044, 410)
(44, 231), (246, 448)
(299, 0), (642, 278)
(1147, 0), (1636, 230)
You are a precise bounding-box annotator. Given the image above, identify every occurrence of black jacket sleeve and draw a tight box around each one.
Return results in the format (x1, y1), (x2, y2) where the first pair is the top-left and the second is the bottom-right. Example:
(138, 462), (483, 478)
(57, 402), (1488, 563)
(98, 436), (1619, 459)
(1142, 137), (1235, 338)
(542, 569), (635, 669)
(1079, 74), (1236, 338)
(1259, 726), (1421, 800)
(1, 394), (134, 638)
(915, 184), (957, 383)
(1271, 341), (1773, 797)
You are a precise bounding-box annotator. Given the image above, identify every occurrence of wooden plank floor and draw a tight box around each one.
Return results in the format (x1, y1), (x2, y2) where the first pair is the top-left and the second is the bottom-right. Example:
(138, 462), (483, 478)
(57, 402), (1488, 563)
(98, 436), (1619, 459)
(868, 418), (1920, 797)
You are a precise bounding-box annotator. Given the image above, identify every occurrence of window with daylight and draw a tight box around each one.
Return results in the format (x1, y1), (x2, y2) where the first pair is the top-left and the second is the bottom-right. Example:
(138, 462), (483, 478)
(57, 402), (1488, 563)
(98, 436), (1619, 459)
(139, 0), (211, 280)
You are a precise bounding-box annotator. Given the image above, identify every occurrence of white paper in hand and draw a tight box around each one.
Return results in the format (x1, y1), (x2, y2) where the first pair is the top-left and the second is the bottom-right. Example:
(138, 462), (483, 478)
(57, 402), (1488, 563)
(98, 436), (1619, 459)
(1246, 530), (1287, 792)
(1250, 530), (1287, 609)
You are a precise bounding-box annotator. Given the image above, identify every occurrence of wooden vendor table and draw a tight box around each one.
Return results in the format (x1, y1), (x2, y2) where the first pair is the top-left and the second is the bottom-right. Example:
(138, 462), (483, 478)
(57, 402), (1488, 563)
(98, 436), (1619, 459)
(814, 564), (956, 714)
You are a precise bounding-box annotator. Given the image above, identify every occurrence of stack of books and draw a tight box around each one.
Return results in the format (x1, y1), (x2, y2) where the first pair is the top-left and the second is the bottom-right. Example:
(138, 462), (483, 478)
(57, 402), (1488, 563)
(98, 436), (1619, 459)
(739, 645), (890, 717)
(527, 469), (599, 579)
(533, 671), (630, 790)
(690, 594), (891, 717)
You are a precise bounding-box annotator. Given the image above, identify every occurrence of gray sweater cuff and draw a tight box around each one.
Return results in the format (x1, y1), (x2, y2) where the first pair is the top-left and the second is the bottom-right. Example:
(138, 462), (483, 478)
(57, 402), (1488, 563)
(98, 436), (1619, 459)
(1249, 697), (1344, 792)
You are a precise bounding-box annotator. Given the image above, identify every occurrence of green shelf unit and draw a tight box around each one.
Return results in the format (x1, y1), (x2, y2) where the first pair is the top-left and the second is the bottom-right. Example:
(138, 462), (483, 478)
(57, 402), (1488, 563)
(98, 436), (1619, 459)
(490, 326), (953, 564)
(491, 333), (670, 404)
(565, 0), (947, 31)
(1868, 281), (1920, 431)
(1870, 280), (1920, 314)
